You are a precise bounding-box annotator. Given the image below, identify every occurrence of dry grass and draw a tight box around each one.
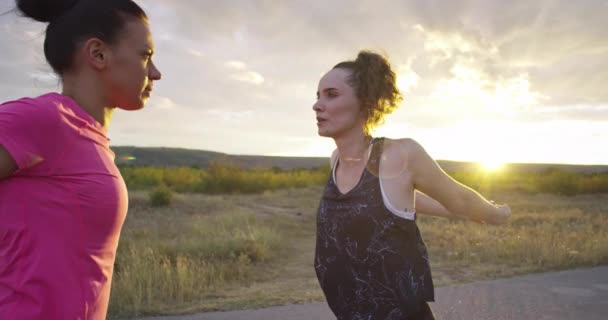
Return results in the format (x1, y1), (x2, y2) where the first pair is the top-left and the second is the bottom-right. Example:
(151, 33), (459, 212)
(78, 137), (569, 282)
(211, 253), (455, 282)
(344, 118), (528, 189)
(421, 192), (608, 285)
(108, 188), (608, 319)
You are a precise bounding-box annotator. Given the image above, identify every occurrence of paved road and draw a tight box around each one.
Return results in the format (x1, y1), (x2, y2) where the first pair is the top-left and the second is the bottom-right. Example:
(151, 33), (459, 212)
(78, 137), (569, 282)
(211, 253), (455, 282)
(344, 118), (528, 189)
(140, 266), (608, 320)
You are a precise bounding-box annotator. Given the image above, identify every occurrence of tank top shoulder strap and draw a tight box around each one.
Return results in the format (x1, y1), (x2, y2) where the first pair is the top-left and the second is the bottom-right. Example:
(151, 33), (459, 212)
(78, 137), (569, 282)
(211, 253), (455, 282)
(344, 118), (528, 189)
(369, 137), (417, 220)
(367, 137), (385, 177)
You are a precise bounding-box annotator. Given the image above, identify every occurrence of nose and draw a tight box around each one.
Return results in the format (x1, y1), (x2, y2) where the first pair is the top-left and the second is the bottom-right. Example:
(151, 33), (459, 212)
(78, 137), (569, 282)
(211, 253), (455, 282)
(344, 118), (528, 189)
(313, 100), (323, 112)
(149, 61), (162, 80)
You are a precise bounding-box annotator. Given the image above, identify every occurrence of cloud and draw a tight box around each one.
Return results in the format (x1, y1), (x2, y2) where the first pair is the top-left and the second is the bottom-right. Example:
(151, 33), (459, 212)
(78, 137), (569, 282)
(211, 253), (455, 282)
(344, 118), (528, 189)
(225, 61), (247, 70)
(0, 0), (606, 162)
(225, 60), (265, 84)
(409, 0), (608, 107)
(149, 96), (178, 110)
(206, 109), (253, 122)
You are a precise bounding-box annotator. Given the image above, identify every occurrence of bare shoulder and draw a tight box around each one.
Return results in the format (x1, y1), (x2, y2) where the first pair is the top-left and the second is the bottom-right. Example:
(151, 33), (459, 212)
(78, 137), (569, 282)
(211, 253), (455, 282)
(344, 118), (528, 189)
(378, 138), (424, 177)
(382, 138), (425, 162)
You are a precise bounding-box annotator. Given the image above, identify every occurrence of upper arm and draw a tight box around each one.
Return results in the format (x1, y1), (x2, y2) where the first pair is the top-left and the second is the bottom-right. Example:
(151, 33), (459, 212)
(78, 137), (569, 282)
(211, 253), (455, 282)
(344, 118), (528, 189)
(405, 139), (471, 214)
(0, 145), (17, 180)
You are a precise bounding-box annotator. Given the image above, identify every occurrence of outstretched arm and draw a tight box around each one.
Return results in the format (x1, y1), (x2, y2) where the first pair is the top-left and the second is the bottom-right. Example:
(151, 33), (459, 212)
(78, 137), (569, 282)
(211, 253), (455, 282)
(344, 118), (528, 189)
(415, 191), (497, 223)
(404, 139), (510, 225)
(415, 191), (454, 218)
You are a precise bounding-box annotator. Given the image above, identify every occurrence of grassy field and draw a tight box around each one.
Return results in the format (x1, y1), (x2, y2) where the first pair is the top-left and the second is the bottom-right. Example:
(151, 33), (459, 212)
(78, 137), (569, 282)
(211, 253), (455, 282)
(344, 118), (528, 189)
(119, 163), (608, 195)
(107, 186), (608, 319)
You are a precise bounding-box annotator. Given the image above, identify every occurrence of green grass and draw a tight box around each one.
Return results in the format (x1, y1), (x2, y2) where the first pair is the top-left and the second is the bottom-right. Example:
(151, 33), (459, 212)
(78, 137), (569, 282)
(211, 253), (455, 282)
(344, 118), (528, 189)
(119, 163), (608, 196)
(119, 162), (330, 194)
(450, 167), (608, 195)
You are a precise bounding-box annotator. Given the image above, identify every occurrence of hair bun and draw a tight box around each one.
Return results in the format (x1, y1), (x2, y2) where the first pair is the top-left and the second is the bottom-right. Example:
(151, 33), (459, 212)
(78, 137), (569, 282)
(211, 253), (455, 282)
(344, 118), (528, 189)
(354, 51), (391, 74)
(16, 0), (80, 23)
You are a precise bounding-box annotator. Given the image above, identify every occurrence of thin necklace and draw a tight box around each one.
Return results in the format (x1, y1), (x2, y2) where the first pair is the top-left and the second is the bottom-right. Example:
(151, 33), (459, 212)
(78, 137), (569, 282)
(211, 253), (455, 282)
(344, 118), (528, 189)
(342, 137), (373, 162)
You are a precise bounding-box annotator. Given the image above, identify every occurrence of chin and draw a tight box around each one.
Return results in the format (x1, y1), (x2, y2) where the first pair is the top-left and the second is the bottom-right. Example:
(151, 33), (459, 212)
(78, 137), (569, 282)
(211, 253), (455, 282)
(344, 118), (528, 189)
(317, 130), (334, 138)
(118, 102), (145, 111)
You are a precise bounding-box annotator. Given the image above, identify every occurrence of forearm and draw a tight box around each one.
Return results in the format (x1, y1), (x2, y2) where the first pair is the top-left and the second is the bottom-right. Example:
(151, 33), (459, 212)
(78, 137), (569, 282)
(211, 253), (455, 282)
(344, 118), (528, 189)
(452, 187), (504, 224)
(415, 191), (456, 219)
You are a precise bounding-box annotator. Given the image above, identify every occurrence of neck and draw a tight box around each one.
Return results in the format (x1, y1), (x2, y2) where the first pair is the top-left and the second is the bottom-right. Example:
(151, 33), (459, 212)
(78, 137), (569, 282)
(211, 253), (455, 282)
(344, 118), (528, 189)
(334, 130), (372, 165)
(62, 74), (114, 130)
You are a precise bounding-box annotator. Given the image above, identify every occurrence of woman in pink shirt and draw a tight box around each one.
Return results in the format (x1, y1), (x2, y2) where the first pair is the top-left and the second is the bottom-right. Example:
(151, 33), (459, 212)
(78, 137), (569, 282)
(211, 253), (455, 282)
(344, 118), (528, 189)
(0, 0), (161, 319)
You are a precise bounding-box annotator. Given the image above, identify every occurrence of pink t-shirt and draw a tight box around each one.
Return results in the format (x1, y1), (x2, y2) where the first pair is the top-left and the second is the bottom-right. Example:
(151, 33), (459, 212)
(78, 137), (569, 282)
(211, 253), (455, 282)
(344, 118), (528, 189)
(0, 93), (128, 319)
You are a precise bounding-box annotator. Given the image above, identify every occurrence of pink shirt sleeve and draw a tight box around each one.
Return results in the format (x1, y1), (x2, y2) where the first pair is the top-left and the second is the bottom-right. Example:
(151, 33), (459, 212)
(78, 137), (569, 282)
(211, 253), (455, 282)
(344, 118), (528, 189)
(0, 98), (60, 172)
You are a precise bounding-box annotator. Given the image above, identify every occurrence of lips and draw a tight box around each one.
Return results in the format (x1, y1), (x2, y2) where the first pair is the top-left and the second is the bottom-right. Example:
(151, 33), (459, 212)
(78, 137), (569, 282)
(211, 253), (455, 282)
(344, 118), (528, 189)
(143, 87), (153, 96)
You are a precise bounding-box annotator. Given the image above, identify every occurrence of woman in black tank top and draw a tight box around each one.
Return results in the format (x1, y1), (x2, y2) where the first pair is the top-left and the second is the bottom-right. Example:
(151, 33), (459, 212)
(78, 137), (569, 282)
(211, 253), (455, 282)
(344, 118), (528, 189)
(312, 51), (511, 320)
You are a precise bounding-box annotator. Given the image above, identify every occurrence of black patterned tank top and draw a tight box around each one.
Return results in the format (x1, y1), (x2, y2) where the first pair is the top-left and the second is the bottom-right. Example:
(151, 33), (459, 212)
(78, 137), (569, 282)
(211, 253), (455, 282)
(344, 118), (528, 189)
(314, 138), (434, 320)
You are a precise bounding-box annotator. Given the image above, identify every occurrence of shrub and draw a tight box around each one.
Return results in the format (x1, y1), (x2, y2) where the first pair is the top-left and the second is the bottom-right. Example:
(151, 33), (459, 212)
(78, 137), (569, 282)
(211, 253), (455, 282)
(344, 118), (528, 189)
(149, 185), (173, 207)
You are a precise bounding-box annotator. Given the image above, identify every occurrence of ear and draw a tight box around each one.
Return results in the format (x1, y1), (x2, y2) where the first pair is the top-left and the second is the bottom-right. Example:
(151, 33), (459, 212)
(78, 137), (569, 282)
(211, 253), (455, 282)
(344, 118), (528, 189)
(82, 38), (110, 70)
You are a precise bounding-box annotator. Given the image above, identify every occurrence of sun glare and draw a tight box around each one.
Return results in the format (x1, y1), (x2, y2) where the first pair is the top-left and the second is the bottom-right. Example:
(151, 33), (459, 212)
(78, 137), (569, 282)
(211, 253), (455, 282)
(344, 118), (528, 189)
(479, 158), (504, 171)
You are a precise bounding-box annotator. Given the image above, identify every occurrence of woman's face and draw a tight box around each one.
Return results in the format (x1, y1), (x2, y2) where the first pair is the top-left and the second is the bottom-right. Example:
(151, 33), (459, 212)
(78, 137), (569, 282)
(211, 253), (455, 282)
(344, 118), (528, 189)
(104, 18), (161, 111)
(313, 68), (365, 138)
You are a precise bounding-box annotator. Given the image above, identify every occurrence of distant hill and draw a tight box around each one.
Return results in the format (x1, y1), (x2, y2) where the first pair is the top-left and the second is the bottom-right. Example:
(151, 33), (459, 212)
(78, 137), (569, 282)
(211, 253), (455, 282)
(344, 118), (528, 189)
(112, 146), (608, 173)
(112, 146), (329, 170)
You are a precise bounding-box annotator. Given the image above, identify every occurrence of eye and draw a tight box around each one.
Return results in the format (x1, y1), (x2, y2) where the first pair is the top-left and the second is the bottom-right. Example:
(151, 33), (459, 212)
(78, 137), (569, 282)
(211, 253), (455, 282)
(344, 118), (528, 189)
(142, 50), (154, 63)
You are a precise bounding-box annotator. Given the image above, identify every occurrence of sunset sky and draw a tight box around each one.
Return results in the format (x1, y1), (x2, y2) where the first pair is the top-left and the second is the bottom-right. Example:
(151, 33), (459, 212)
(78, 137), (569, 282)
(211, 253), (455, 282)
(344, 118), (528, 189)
(0, 0), (606, 165)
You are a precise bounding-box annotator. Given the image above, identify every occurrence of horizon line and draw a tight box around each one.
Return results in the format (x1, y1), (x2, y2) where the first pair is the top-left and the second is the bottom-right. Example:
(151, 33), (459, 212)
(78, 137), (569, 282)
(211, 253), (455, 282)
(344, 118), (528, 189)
(110, 145), (608, 167)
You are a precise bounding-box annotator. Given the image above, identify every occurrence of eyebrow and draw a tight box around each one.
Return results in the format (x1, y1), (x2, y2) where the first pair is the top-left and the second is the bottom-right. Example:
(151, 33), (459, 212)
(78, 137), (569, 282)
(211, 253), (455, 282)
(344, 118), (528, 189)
(317, 87), (338, 96)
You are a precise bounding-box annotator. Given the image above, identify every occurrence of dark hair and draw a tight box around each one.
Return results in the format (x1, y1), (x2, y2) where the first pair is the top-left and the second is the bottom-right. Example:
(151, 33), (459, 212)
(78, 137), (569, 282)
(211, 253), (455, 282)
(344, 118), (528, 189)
(334, 51), (403, 134)
(16, 0), (147, 76)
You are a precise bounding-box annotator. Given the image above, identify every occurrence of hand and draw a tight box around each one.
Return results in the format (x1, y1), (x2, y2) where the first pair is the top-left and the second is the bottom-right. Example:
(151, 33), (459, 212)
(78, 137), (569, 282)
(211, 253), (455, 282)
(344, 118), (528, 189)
(491, 204), (511, 225)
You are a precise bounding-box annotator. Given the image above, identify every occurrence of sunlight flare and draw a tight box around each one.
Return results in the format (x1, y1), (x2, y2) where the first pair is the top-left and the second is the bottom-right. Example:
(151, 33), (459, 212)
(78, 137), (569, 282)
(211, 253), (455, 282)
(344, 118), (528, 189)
(479, 158), (505, 172)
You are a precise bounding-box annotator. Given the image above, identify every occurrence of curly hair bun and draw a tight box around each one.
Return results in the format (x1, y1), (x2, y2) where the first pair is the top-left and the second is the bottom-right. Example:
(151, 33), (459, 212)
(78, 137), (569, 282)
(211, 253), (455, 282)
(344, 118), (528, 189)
(342, 50), (403, 133)
(354, 51), (393, 80)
